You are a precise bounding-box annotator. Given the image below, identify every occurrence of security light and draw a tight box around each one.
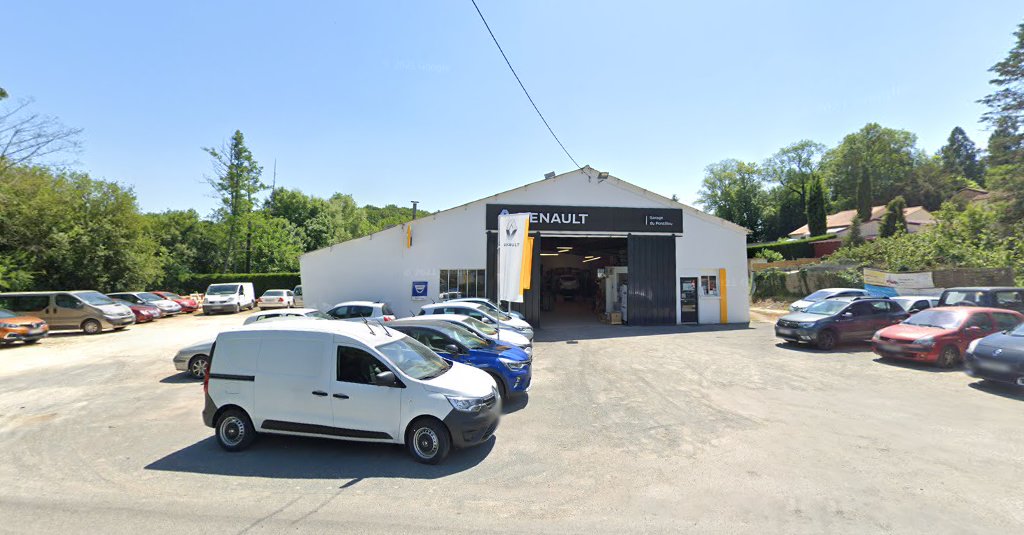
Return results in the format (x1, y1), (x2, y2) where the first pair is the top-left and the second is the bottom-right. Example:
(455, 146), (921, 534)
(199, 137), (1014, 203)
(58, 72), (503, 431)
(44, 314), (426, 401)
(583, 256), (601, 263)
(540, 253), (559, 256)
(597, 171), (609, 180)
(544, 171), (556, 180)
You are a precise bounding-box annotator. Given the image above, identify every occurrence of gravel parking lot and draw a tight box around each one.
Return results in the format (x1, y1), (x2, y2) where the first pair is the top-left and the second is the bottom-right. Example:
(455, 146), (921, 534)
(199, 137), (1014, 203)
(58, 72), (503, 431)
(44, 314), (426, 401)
(2, 312), (1023, 534)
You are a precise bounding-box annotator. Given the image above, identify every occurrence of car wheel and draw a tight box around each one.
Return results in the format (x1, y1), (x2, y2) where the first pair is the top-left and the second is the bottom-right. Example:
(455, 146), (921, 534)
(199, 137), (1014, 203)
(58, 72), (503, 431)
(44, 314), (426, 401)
(815, 330), (837, 350)
(406, 418), (451, 465)
(113, 326), (127, 331)
(215, 409), (256, 452)
(936, 345), (960, 368)
(188, 355), (210, 379)
(490, 374), (508, 404)
(82, 319), (102, 335)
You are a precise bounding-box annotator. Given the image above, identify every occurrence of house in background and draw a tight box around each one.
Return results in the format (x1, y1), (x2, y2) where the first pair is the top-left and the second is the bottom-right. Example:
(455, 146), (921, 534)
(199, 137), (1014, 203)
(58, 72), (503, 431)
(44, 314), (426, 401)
(952, 187), (992, 205)
(787, 204), (935, 241)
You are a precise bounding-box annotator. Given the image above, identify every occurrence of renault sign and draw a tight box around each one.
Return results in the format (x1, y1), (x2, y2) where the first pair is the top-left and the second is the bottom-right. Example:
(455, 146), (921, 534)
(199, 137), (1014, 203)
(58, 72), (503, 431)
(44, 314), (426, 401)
(486, 204), (682, 233)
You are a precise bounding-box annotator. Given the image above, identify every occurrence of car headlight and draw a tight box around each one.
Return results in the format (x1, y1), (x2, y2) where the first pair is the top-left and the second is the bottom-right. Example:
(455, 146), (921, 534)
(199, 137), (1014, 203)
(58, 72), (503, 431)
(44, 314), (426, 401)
(521, 345), (532, 355)
(0, 322), (20, 329)
(913, 336), (935, 348)
(797, 322), (817, 329)
(446, 395), (489, 413)
(499, 357), (529, 371)
(967, 338), (981, 354)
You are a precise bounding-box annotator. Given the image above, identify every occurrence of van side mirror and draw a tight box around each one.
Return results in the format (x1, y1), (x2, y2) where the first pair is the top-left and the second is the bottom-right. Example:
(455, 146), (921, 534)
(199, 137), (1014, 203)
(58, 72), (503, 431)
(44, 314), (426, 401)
(374, 371), (399, 387)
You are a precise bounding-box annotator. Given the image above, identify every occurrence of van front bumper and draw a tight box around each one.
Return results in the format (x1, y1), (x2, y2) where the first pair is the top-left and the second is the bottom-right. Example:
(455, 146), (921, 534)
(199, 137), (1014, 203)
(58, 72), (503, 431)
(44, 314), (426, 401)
(203, 304), (238, 314)
(103, 315), (136, 328)
(443, 402), (500, 449)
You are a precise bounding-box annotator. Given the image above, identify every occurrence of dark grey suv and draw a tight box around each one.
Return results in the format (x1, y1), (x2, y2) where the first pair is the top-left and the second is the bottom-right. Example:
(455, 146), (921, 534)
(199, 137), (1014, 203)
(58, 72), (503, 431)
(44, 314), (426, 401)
(775, 296), (909, 350)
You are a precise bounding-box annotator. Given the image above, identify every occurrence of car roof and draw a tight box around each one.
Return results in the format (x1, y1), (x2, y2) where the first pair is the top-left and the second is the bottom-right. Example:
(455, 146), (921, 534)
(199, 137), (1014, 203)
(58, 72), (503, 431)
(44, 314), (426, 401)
(230, 318), (404, 346)
(942, 287), (1024, 292)
(391, 319), (458, 330)
(251, 308), (320, 317)
(422, 302), (485, 310)
(817, 288), (866, 293)
(331, 300), (382, 307)
(262, 289), (290, 292)
(403, 313), (472, 322)
(825, 295), (887, 303)
(892, 295), (939, 300)
(928, 306), (1023, 315)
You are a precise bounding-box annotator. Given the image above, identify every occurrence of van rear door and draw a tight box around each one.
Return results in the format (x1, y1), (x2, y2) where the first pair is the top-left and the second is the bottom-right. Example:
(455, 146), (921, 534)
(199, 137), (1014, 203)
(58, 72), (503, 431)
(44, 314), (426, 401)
(254, 332), (334, 431)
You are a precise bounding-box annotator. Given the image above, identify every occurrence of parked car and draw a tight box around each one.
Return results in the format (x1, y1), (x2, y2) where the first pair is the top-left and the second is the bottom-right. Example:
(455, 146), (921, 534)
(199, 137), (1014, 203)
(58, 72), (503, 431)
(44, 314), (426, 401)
(151, 291), (199, 313)
(390, 319), (531, 402)
(789, 288), (872, 312)
(446, 297), (526, 321)
(243, 308), (332, 325)
(0, 308), (48, 345)
(293, 285), (304, 307)
(965, 320), (1024, 386)
(776, 296), (907, 350)
(201, 282), (256, 314)
(938, 287), (1024, 313)
(398, 313), (532, 354)
(890, 295), (939, 314)
(872, 307), (1023, 368)
(257, 289), (295, 310)
(108, 292), (182, 316)
(558, 275), (580, 292)
(326, 301), (397, 322)
(111, 298), (162, 323)
(438, 291), (462, 301)
(0, 291), (135, 334)
(419, 302), (533, 340)
(202, 320), (500, 464)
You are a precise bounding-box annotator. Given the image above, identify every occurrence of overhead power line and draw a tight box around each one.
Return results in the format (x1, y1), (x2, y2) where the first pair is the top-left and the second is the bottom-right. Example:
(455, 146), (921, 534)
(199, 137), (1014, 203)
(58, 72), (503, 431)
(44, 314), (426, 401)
(469, 0), (581, 170)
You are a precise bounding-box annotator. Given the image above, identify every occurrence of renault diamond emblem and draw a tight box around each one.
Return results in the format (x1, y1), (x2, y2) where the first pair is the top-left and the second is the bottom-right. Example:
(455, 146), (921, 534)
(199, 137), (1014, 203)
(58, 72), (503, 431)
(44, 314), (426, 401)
(505, 219), (518, 239)
(993, 348), (1003, 357)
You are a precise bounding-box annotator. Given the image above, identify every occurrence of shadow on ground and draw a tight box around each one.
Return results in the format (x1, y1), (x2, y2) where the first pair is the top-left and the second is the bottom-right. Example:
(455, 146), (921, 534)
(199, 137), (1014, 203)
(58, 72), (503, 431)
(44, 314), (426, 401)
(534, 322), (755, 343)
(159, 372), (199, 384)
(872, 357), (961, 373)
(969, 380), (1024, 401)
(775, 341), (876, 355)
(146, 434), (494, 480)
(503, 393), (529, 414)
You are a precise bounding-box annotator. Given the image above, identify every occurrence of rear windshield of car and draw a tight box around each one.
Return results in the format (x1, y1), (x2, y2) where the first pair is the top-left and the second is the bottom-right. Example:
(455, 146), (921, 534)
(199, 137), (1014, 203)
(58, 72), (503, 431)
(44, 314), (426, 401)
(903, 309), (964, 329)
(377, 338), (451, 380)
(1011, 323), (1024, 336)
(0, 309), (17, 319)
(940, 291), (984, 306)
(262, 290), (285, 296)
(804, 300), (848, 315)
(207, 284), (240, 295)
(804, 290), (835, 301)
(304, 311), (332, 320)
(434, 323), (489, 349)
(76, 291), (114, 306)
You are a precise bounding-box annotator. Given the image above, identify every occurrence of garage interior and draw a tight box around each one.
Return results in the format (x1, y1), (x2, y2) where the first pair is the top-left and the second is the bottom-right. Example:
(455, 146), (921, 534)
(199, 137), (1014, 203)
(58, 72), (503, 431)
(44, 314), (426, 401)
(536, 236), (628, 327)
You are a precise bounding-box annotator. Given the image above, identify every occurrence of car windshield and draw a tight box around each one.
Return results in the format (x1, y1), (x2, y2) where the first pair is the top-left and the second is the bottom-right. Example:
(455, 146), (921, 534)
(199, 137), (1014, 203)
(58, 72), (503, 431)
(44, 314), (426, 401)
(804, 300), (849, 315)
(941, 291), (983, 306)
(892, 299), (913, 311)
(1011, 323), (1024, 336)
(804, 290), (836, 301)
(477, 307), (511, 321)
(76, 291), (114, 306)
(263, 290), (285, 296)
(160, 292), (182, 299)
(903, 309), (964, 329)
(435, 323), (489, 349)
(304, 311), (332, 320)
(377, 338), (451, 380)
(138, 292), (164, 302)
(207, 284), (239, 295)
(111, 299), (135, 307)
(464, 317), (497, 336)
(0, 309), (16, 319)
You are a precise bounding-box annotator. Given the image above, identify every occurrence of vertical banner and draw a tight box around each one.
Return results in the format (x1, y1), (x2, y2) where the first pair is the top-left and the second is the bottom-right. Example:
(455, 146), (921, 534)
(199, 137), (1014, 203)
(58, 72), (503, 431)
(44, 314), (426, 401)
(405, 223), (412, 248)
(520, 237), (534, 291)
(497, 212), (530, 303)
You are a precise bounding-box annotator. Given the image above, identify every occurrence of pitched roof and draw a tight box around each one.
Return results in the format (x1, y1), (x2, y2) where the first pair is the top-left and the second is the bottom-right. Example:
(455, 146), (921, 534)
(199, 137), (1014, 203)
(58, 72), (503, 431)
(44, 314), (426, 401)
(787, 205), (926, 237)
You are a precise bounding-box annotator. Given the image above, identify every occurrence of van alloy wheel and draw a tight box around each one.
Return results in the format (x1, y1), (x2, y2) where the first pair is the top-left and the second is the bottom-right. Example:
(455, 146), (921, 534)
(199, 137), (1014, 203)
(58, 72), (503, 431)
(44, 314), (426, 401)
(407, 419), (451, 464)
(82, 319), (102, 335)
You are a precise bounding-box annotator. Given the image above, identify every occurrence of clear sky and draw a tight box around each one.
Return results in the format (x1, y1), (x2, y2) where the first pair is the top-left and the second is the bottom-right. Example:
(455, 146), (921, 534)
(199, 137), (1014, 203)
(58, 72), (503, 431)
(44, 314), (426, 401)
(4, 1), (1021, 214)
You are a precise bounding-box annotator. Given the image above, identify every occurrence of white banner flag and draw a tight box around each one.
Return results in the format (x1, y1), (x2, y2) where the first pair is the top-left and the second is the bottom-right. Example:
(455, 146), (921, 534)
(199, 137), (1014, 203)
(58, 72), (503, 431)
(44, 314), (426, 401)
(497, 212), (531, 303)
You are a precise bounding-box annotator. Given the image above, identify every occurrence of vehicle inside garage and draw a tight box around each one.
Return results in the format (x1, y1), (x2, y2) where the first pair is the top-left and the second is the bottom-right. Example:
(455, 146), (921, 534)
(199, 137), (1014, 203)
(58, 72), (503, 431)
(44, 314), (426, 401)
(536, 236), (627, 327)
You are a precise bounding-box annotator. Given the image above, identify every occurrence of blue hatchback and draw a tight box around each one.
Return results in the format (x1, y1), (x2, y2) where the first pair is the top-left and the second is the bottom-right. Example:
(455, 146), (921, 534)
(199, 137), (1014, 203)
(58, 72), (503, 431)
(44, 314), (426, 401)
(389, 319), (531, 402)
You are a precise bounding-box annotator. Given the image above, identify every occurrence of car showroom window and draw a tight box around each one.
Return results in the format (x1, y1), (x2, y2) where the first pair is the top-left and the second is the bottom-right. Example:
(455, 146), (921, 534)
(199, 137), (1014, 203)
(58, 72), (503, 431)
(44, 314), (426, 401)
(439, 269), (486, 299)
(700, 275), (719, 296)
(337, 346), (388, 384)
(993, 313), (1020, 331)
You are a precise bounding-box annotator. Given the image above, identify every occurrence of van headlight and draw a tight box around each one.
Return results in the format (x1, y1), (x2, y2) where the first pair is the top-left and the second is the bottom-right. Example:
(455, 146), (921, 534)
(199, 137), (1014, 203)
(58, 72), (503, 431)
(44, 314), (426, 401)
(446, 395), (489, 413)
(499, 357), (528, 371)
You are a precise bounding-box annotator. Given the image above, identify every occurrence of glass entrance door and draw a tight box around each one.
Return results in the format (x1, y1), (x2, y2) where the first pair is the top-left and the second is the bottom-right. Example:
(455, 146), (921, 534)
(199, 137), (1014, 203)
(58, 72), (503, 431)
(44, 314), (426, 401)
(680, 278), (698, 323)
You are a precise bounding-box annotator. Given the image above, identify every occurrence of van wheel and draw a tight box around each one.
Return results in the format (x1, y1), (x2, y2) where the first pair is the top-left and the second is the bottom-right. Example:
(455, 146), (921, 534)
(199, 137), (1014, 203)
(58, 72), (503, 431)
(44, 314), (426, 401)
(188, 355), (210, 379)
(215, 409), (256, 452)
(406, 418), (451, 464)
(82, 319), (102, 335)
(815, 329), (837, 350)
(233, 304), (240, 314)
(936, 345), (960, 368)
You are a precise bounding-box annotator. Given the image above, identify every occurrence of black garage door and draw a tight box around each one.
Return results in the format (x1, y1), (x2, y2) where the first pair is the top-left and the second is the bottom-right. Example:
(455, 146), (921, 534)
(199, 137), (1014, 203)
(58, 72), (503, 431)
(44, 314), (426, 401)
(627, 235), (677, 325)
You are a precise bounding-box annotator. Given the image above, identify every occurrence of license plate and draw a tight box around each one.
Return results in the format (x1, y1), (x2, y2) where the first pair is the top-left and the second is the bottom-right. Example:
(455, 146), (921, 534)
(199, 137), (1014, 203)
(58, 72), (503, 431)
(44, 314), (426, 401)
(978, 360), (1013, 373)
(777, 328), (794, 336)
(28, 328), (44, 335)
(880, 344), (902, 353)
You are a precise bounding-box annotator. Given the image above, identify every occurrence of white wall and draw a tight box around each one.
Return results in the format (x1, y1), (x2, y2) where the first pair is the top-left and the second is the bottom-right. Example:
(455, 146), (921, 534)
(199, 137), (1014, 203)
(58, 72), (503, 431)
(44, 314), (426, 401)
(301, 169), (751, 324)
(674, 212), (751, 324)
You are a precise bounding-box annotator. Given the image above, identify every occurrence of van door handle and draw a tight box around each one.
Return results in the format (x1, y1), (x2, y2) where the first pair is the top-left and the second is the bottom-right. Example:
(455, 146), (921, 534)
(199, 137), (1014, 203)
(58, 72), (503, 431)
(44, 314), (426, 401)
(311, 390), (328, 397)
(333, 393), (349, 399)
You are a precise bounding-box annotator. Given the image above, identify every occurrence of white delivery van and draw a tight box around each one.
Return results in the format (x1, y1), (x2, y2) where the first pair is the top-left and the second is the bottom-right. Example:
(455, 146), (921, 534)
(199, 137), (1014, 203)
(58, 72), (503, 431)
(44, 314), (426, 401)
(202, 320), (500, 464)
(201, 282), (256, 314)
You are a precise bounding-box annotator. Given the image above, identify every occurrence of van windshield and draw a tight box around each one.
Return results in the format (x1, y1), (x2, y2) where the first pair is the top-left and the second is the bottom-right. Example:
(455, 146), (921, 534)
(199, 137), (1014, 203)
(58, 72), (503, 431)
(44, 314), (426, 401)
(207, 284), (240, 295)
(377, 338), (451, 380)
(76, 291), (114, 306)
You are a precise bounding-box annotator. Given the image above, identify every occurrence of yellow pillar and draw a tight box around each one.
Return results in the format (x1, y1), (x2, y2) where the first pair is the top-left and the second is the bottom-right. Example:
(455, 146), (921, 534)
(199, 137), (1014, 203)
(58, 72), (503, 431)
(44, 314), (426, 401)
(719, 268), (728, 324)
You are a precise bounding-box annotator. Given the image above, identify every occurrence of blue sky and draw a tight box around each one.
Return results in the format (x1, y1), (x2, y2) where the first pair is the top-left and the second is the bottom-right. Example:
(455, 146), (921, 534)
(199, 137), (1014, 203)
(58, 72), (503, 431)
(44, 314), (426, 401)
(4, 1), (1021, 214)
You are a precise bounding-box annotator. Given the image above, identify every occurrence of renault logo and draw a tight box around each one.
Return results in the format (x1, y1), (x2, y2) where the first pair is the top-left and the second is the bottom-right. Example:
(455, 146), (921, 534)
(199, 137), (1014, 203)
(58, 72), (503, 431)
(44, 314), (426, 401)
(994, 348), (1003, 357)
(505, 219), (518, 239)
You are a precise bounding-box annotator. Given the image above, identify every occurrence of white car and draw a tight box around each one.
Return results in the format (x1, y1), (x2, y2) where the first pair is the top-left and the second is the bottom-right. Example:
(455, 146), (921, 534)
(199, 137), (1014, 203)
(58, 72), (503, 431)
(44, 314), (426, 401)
(446, 297), (526, 321)
(257, 289), (295, 309)
(202, 282), (256, 314)
(108, 291), (182, 316)
(326, 301), (397, 322)
(890, 295), (939, 314)
(399, 313), (532, 355)
(789, 288), (871, 312)
(243, 308), (332, 325)
(419, 302), (533, 340)
(202, 320), (500, 464)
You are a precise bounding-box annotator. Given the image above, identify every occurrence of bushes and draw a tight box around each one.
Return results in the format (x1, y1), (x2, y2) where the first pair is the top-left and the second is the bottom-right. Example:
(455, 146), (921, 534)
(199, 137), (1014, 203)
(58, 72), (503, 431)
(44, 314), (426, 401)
(747, 234), (836, 260)
(752, 269), (791, 300)
(176, 272), (300, 296)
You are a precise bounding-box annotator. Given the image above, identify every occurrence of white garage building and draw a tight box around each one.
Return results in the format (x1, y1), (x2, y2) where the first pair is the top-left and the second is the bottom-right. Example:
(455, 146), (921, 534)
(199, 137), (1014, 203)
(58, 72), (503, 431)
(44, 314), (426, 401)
(300, 167), (750, 328)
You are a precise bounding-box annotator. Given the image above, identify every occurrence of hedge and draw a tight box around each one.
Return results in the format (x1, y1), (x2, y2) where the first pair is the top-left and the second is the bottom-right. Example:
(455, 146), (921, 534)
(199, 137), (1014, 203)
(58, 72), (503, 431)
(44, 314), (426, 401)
(747, 234), (836, 260)
(175, 272), (301, 296)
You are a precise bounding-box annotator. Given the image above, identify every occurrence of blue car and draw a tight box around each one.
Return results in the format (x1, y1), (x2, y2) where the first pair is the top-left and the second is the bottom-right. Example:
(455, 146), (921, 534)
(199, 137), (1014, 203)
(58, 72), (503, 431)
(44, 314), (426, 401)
(390, 319), (531, 402)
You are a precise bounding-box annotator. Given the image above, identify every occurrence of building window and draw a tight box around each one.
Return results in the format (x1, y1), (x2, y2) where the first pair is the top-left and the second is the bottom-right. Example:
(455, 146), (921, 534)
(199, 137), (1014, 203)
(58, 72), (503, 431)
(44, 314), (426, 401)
(439, 269), (486, 298)
(700, 275), (719, 297)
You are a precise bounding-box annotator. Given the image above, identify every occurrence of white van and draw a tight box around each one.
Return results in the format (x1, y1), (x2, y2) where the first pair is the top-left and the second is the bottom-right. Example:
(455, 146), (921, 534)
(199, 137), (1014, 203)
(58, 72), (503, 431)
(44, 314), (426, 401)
(202, 320), (501, 464)
(202, 282), (256, 314)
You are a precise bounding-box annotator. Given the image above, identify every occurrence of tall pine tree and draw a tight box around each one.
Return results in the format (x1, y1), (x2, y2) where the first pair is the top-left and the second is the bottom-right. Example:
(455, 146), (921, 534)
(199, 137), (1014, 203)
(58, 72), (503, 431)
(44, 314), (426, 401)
(879, 196), (908, 238)
(843, 215), (865, 248)
(980, 21), (1024, 127)
(939, 127), (984, 185)
(856, 167), (872, 222)
(203, 130), (264, 272)
(805, 175), (827, 237)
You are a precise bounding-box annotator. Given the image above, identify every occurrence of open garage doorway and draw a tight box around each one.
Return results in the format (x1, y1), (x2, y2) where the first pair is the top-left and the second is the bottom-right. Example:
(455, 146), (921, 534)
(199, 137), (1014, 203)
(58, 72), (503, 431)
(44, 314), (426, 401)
(538, 236), (628, 327)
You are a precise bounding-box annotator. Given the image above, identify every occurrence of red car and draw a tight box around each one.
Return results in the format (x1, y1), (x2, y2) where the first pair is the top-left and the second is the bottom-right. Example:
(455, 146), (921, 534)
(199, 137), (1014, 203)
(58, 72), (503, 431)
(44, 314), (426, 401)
(111, 298), (162, 323)
(872, 306), (1024, 368)
(152, 291), (199, 313)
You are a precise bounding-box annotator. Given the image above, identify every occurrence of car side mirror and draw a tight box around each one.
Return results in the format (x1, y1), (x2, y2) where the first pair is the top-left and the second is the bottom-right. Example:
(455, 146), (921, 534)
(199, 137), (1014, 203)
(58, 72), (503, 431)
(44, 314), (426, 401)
(444, 344), (460, 355)
(374, 371), (399, 387)
(966, 325), (982, 332)
(909, 308), (920, 314)
(841, 312), (853, 318)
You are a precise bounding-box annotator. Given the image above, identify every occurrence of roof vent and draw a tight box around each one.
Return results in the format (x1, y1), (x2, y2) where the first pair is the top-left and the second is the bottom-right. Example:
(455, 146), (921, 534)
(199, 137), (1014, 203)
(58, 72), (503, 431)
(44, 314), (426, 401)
(544, 171), (556, 180)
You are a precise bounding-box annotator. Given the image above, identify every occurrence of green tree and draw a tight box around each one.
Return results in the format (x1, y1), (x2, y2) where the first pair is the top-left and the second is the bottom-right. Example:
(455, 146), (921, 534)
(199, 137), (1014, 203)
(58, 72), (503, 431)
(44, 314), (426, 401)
(805, 176), (827, 237)
(879, 196), (908, 238)
(856, 168), (872, 221)
(266, 187), (339, 251)
(761, 140), (826, 226)
(843, 215), (865, 248)
(328, 193), (372, 240)
(759, 186), (805, 241)
(698, 160), (765, 241)
(203, 130), (265, 272)
(939, 127), (984, 185)
(980, 21), (1024, 127)
(987, 116), (1024, 167)
(144, 209), (222, 286)
(822, 123), (918, 211)
(247, 213), (306, 272)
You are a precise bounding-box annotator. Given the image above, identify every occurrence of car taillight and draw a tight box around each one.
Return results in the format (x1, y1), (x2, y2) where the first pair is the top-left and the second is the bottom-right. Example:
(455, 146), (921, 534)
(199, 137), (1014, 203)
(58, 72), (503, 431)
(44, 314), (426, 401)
(278, 298), (284, 302)
(383, 316), (393, 322)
